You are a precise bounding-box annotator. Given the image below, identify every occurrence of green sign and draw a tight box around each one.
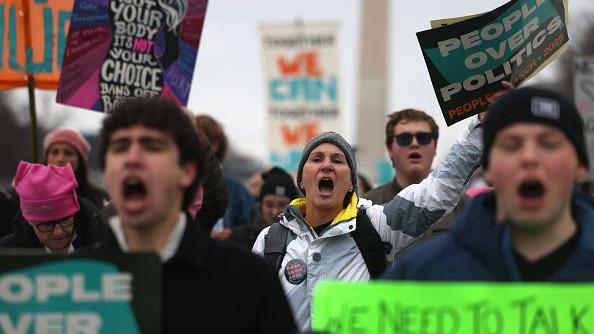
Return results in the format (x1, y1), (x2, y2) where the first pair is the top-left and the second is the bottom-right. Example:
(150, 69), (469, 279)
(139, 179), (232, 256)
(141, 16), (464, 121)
(312, 281), (594, 334)
(416, 0), (569, 125)
(0, 253), (161, 334)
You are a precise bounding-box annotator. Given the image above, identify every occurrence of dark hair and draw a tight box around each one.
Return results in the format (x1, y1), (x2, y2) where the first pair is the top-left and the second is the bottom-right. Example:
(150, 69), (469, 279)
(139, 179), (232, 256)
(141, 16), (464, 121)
(384, 109), (439, 147)
(72, 152), (106, 209)
(194, 114), (228, 162)
(44, 148), (106, 209)
(99, 97), (206, 208)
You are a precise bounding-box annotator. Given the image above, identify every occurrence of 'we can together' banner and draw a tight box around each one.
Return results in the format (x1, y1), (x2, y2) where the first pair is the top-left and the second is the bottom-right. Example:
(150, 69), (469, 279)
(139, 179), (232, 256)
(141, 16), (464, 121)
(260, 22), (342, 173)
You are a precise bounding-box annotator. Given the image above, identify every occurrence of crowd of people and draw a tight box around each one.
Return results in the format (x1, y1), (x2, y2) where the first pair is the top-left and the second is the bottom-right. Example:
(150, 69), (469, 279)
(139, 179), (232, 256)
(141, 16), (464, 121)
(0, 84), (593, 333)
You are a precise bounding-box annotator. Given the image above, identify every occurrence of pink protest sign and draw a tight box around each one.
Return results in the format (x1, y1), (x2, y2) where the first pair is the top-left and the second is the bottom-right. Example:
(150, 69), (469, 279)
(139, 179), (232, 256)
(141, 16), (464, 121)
(57, 0), (208, 112)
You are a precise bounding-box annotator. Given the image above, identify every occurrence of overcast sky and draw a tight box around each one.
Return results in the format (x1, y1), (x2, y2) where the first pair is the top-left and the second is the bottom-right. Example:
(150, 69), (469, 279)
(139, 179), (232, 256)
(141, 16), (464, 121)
(10, 0), (593, 168)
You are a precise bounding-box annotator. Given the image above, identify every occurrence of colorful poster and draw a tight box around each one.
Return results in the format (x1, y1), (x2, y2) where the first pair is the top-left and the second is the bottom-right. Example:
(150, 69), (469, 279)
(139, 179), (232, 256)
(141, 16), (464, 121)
(313, 281), (594, 334)
(0, 0), (73, 89)
(56, 0), (208, 112)
(417, 0), (569, 126)
(574, 55), (594, 181)
(0, 253), (161, 334)
(260, 22), (342, 173)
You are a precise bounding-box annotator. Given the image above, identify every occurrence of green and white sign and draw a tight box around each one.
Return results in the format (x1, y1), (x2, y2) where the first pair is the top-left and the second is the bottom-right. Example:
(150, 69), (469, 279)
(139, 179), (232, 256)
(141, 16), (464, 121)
(0, 253), (161, 334)
(313, 281), (594, 334)
(417, 0), (569, 125)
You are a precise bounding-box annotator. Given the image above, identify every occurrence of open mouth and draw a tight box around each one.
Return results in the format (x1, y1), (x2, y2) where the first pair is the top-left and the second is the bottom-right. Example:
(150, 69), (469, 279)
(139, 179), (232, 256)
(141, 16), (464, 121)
(518, 180), (545, 199)
(409, 152), (422, 159)
(318, 178), (334, 194)
(123, 177), (147, 200)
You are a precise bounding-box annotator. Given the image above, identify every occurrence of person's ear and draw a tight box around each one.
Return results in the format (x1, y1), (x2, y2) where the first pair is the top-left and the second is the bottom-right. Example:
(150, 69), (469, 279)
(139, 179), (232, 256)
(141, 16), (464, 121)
(576, 165), (588, 183)
(387, 145), (395, 161)
(484, 167), (493, 186)
(180, 163), (198, 188)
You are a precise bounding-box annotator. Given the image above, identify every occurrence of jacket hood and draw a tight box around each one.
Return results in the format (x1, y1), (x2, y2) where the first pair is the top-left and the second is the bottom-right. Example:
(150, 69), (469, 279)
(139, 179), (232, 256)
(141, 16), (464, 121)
(450, 190), (594, 279)
(288, 193), (359, 227)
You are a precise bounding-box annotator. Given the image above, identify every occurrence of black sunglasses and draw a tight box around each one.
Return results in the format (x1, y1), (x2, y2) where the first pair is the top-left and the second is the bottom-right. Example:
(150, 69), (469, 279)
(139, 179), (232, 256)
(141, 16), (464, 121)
(35, 218), (74, 233)
(393, 132), (434, 146)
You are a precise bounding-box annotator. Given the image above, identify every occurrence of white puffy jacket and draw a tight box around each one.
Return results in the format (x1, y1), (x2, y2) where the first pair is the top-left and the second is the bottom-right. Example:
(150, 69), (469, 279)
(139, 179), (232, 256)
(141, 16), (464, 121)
(253, 118), (483, 332)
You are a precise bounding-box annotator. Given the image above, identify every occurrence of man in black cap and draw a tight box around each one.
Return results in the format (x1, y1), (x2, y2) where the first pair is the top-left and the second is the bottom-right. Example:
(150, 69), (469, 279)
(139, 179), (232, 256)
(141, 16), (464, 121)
(383, 86), (594, 281)
(228, 167), (298, 248)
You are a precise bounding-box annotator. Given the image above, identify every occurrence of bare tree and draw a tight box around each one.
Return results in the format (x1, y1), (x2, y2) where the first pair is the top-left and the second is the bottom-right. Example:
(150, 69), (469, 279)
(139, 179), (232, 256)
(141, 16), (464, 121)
(537, 8), (594, 98)
(0, 91), (73, 188)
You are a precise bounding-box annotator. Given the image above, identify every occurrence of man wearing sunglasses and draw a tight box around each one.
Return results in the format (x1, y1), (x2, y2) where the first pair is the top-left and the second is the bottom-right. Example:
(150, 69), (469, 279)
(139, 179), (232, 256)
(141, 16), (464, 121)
(384, 87), (594, 281)
(0, 161), (103, 253)
(363, 109), (439, 204)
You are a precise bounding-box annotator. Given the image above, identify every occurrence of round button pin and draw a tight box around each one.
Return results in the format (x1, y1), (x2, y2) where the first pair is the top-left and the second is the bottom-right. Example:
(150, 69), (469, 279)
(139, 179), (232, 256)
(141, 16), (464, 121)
(312, 252), (321, 262)
(284, 259), (307, 285)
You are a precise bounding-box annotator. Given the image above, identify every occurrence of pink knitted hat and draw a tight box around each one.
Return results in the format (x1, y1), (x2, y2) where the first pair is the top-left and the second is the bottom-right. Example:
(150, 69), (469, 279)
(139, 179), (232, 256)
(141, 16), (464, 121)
(14, 161), (80, 224)
(465, 186), (495, 198)
(44, 127), (91, 162)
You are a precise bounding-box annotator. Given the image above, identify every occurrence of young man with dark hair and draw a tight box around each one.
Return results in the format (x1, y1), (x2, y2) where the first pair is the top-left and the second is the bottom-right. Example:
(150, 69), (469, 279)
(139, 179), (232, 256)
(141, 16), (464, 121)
(98, 97), (296, 333)
(363, 109), (439, 204)
(383, 87), (594, 281)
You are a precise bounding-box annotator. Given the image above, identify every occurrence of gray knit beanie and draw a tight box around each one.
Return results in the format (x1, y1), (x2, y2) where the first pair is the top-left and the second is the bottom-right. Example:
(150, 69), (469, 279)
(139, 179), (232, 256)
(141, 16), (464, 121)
(296, 131), (358, 195)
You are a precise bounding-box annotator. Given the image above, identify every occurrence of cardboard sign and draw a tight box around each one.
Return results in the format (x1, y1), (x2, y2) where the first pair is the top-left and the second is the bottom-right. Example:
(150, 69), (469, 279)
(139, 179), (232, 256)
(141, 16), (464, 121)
(56, 0), (208, 112)
(0, 253), (161, 334)
(260, 22), (342, 173)
(417, 0), (569, 125)
(312, 281), (594, 334)
(0, 0), (73, 89)
(574, 55), (594, 181)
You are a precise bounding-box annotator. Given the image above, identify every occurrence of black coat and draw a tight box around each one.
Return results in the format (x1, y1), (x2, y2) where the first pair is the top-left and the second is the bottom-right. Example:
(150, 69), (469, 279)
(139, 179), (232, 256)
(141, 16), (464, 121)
(97, 213), (297, 334)
(227, 205), (269, 250)
(0, 191), (18, 238)
(0, 198), (104, 250)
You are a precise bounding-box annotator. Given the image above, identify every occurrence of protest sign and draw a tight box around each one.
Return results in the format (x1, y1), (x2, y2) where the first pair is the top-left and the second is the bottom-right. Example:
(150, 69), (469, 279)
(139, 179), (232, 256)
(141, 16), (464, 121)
(417, 0), (569, 125)
(260, 22), (342, 173)
(0, 253), (160, 334)
(0, 0), (73, 89)
(312, 281), (594, 334)
(431, 13), (483, 29)
(56, 0), (208, 112)
(574, 55), (594, 181)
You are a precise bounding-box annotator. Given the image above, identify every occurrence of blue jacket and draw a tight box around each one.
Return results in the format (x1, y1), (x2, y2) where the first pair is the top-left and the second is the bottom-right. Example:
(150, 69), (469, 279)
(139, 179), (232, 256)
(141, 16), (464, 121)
(382, 191), (594, 281)
(222, 175), (255, 228)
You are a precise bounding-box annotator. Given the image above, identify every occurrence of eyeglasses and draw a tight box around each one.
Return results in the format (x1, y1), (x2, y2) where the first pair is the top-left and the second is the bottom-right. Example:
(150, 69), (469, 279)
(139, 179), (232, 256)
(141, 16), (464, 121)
(393, 132), (434, 146)
(35, 217), (74, 233)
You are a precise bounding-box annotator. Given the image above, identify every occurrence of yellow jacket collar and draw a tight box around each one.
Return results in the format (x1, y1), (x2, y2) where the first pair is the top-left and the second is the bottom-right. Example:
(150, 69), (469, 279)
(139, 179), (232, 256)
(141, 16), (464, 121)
(289, 193), (359, 226)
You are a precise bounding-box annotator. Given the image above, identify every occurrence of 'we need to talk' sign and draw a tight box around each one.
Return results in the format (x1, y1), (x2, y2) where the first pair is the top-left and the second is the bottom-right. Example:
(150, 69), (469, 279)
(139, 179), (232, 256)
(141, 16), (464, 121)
(313, 281), (594, 334)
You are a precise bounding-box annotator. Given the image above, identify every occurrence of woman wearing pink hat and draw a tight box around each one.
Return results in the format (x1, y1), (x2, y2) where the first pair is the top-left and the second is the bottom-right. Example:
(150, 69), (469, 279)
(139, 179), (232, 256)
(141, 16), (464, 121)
(0, 161), (103, 253)
(44, 126), (108, 209)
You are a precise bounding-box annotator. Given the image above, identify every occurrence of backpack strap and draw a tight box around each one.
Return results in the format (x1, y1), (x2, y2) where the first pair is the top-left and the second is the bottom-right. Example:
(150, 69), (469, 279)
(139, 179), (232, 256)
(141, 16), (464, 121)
(351, 209), (388, 279)
(264, 223), (290, 272)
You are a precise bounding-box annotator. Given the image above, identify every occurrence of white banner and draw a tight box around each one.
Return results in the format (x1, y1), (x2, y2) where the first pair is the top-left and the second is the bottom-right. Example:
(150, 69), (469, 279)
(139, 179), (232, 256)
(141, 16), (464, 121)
(260, 22), (342, 173)
(573, 55), (594, 181)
